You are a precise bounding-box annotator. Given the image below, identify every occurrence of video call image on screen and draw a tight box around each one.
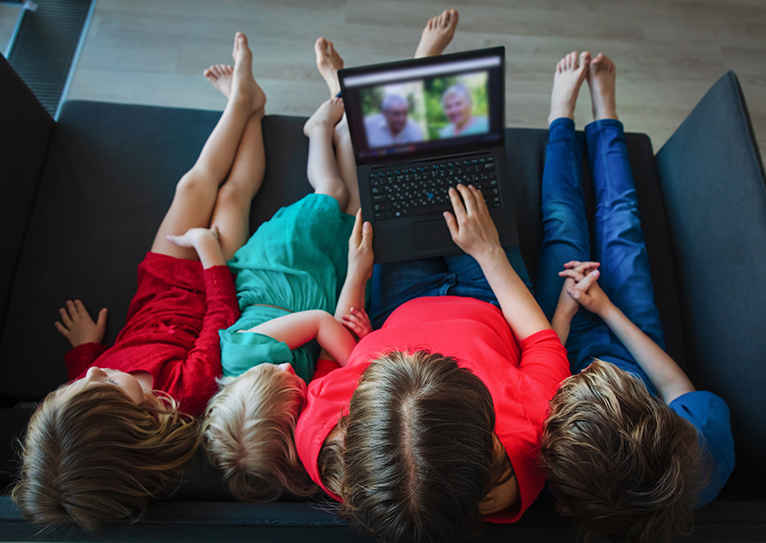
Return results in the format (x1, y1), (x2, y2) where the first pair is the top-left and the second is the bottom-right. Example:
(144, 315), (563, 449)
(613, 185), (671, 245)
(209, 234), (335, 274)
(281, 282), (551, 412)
(359, 71), (490, 151)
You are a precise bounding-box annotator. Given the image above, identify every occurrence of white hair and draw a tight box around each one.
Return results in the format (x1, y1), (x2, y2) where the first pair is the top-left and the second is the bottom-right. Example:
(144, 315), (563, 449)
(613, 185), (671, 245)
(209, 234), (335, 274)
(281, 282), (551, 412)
(441, 84), (472, 108)
(381, 93), (409, 112)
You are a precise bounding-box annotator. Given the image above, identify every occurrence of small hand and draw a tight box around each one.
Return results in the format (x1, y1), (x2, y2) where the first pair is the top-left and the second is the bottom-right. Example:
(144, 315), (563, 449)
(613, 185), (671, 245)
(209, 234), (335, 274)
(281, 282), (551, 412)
(443, 184), (501, 261)
(559, 260), (600, 280)
(555, 276), (580, 319)
(348, 210), (374, 280)
(166, 225), (220, 249)
(566, 269), (613, 317)
(55, 300), (108, 348)
(341, 307), (372, 341)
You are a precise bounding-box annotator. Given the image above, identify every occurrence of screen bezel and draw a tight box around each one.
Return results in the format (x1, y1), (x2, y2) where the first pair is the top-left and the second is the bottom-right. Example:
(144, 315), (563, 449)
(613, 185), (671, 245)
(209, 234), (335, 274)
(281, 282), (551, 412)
(338, 47), (506, 167)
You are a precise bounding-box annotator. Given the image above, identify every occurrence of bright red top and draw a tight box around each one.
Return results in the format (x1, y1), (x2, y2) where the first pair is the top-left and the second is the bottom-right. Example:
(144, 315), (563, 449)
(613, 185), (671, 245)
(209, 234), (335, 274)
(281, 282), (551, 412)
(295, 296), (569, 523)
(64, 252), (239, 417)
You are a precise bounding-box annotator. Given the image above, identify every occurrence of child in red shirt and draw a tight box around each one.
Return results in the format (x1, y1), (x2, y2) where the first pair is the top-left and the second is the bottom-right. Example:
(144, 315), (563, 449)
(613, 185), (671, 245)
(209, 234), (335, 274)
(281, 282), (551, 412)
(13, 32), (266, 532)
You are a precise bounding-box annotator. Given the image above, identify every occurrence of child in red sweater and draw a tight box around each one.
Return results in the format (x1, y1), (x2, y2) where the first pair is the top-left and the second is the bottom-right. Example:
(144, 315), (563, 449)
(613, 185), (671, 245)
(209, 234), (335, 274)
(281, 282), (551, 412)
(13, 32), (266, 531)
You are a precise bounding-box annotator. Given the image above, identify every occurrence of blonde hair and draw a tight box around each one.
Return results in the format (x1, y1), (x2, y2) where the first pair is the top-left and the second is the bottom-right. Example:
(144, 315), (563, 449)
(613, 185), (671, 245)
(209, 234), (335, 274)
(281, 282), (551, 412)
(541, 359), (709, 543)
(11, 382), (200, 532)
(202, 364), (317, 501)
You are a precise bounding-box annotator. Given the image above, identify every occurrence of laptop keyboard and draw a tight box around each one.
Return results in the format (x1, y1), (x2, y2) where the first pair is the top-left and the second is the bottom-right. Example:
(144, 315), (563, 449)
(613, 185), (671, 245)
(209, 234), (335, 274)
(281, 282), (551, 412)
(370, 155), (500, 221)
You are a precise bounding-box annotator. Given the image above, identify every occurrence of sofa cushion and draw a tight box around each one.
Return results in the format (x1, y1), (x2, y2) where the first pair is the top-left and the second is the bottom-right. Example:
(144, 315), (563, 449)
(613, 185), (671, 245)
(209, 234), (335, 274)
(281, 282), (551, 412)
(656, 71), (766, 492)
(0, 103), (313, 400)
(0, 54), (54, 339)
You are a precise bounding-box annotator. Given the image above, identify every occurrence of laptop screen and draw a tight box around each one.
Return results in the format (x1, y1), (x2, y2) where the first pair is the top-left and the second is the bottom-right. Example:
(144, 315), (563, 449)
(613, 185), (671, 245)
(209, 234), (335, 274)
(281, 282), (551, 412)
(339, 47), (505, 166)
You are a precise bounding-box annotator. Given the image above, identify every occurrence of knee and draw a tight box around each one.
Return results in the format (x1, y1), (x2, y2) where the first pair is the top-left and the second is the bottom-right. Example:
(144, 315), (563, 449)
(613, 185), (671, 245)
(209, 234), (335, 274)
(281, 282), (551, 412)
(216, 179), (253, 211)
(175, 171), (212, 199)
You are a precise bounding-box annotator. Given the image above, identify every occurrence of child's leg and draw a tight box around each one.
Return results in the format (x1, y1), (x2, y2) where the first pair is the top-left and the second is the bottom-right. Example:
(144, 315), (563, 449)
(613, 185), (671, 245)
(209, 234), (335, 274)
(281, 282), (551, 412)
(536, 52), (592, 321)
(210, 110), (266, 262)
(333, 117), (360, 215)
(152, 33), (265, 260)
(303, 98), (348, 210)
(585, 54), (665, 348)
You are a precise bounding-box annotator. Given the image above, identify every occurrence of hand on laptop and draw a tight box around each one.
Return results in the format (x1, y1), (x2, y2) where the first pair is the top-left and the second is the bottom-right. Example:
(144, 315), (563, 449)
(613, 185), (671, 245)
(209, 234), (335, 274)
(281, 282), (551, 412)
(444, 184), (502, 262)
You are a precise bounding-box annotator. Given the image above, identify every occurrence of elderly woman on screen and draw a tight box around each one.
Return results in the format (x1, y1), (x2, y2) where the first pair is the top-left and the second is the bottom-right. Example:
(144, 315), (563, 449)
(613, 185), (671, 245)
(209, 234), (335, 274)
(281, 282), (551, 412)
(439, 84), (489, 138)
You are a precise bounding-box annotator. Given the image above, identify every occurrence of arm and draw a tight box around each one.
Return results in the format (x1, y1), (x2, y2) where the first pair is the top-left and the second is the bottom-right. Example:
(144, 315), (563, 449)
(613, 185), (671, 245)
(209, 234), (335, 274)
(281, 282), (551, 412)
(56, 299), (109, 379)
(567, 270), (696, 403)
(551, 261), (601, 344)
(334, 210), (374, 339)
(241, 310), (358, 367)
(166, 227), (226, 269)
(443, 184), (551, 341)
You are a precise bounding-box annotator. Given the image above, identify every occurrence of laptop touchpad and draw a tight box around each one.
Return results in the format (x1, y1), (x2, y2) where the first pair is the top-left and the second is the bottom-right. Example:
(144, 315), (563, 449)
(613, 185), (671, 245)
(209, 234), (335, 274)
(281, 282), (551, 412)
(412, 218), (454, 252)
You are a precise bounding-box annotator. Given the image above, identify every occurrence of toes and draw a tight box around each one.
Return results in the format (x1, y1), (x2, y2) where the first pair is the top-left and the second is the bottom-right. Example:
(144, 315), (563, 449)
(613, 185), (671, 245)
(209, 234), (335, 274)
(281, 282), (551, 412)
(204, 68), (213, 79)
(579, 51), (591, 69)
(315, 37), (327, 53)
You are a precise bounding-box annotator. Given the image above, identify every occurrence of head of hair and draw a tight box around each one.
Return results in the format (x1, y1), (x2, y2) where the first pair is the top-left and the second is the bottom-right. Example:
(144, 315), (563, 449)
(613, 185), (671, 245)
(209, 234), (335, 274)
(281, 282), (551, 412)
(381, 93), (409, 112)
(540, 359), (709, 543)
(441, 84), (472, 108)
(11, 381), (200, 532)
(338, 350), (497, 543)
(202, 364), (317, 501)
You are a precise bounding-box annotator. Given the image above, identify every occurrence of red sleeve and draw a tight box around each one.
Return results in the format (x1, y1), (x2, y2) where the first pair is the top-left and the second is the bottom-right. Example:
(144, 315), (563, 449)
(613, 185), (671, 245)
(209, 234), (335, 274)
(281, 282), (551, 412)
(312, 358), (341, 380)
(65, 343), (108, 380)
(517, 328), (570, 394)
(171, 265), (240, 415)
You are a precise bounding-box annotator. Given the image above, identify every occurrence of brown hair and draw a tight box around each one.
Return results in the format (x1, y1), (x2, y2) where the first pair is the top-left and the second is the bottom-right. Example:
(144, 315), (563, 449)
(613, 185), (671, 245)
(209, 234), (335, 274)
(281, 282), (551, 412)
(336, 350), (497, 543)
(11, 382), (200, 532)
(202, 364), (317, 501)
(541, 359), (709, 543)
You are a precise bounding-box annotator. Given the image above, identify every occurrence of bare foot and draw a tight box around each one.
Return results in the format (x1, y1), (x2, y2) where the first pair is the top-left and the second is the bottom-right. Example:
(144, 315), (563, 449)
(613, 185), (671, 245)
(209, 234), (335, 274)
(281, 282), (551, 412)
(230, 32), (267, 115)
(587, 53), (618, 121)
(303, 97), (345, 137)
(204, 64), (234, 98)
(315, 38), (344, 98)
(414, 9), (459, 58)
(548, 51), (591, 126)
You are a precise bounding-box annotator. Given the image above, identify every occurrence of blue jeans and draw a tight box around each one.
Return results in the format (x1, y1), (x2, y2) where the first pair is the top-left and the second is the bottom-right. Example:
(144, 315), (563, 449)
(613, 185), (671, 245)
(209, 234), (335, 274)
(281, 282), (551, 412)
(371, 247), (533, 329)
(536, 118), (664, 390)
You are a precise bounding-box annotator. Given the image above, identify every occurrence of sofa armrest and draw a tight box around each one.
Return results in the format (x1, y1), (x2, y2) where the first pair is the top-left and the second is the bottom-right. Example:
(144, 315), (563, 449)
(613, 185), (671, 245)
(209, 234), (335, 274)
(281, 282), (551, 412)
(656, 71), (766, 491)
(0, 54), (54, 339)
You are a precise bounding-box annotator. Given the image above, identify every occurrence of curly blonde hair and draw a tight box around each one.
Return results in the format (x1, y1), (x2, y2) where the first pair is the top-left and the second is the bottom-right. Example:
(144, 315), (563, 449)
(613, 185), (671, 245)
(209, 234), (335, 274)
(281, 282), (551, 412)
(202, 364), (317, 501)
(11, 382), (200, 532)
(541, 359), (709, 543)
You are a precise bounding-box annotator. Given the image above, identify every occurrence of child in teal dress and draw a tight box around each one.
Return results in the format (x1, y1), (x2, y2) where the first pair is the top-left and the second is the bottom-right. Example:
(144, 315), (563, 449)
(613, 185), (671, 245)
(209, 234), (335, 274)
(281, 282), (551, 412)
(203, 96), (373, 502)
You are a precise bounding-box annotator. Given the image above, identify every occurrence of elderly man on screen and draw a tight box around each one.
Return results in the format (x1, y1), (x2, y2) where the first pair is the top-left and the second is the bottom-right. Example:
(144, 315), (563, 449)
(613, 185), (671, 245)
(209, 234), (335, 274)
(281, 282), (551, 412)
(364, 94), (424, 148)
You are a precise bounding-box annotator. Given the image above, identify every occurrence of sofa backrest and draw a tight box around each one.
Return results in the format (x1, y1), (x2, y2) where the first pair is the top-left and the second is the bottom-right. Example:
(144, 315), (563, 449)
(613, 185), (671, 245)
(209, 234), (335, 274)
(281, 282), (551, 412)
(656, 71), (766, 493)
(0, 54), (54, 338)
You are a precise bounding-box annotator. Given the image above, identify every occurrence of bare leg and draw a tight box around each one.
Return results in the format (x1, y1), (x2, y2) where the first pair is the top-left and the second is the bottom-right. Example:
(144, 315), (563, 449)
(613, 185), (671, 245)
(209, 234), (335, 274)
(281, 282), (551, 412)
(333, 117), (360, 215)
(209, 111), (266, 262)
(303, 98), (348, 209)
(414, 9), (459, 59)
(152, 32), (265, 260)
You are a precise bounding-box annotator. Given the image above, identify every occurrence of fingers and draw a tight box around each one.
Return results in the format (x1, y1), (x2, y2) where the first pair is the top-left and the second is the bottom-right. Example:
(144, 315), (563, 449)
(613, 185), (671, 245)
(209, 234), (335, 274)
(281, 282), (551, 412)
(573, 269), (600, 293)
(350, 209), (363, 247)
(96, 308), (108, 331)
(54, 321), (70, 338)
(558, 269), (586, 281)
(564, 260), (600, 271)
(361, 220), (373, 248)
(456, 184), (478, 216)
(448, 187), (467, 223)
(341, 307), (372, 337)
(443, 211), (458, 239)
(60, 302), (75, 327)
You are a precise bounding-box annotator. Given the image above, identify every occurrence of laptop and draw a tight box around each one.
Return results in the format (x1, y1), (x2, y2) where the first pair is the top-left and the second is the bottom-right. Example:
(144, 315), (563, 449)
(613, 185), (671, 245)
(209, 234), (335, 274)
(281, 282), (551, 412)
(338, 46), (519, 263)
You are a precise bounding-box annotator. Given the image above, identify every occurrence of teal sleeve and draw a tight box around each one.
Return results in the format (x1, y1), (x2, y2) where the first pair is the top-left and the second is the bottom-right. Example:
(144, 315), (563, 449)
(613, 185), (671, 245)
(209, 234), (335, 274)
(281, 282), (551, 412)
(219, 329), (293, 378)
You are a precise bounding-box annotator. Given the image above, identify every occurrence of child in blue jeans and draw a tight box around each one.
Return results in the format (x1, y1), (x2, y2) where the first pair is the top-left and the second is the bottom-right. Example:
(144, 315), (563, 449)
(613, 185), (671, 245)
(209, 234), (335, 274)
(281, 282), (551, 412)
(537, 51), (735, 543)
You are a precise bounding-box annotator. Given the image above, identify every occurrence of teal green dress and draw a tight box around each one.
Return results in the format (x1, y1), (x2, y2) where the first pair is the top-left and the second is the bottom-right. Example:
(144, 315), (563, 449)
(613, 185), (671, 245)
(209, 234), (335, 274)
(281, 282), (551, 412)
(220, 194), (354, 382)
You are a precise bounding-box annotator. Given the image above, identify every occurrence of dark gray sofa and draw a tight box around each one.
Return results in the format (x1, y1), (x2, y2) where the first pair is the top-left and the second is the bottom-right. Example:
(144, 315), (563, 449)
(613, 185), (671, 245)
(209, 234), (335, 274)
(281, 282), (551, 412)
(1, 51), (765, 542)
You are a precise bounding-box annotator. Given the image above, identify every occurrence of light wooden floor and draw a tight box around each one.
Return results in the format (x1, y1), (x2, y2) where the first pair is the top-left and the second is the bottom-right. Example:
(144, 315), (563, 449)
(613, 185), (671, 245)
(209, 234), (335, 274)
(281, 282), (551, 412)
(6, 0), (766, 157)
